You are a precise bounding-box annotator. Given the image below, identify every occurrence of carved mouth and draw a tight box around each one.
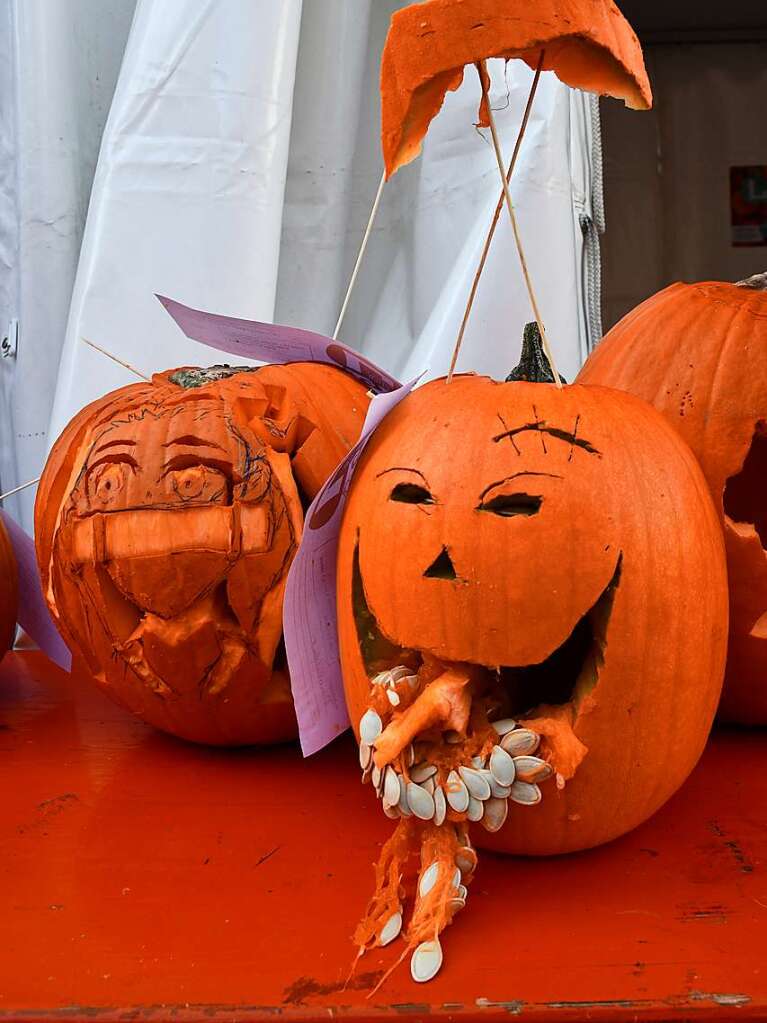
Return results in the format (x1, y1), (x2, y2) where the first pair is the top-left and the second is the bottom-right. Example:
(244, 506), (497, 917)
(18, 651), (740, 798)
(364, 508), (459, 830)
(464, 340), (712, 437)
(352, 543), (622, 718)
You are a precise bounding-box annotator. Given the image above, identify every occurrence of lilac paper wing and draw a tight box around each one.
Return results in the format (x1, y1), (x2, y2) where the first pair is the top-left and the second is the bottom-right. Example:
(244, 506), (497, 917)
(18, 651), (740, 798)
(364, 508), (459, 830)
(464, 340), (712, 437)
(283, 381), (419, 756)
(1, 511), (72, 672)
(157, 294), (401, 395)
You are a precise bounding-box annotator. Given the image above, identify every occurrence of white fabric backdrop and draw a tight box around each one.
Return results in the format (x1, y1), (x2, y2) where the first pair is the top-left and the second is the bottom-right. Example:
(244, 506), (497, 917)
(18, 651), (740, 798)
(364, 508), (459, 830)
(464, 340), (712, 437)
(0, 0), (603, 530)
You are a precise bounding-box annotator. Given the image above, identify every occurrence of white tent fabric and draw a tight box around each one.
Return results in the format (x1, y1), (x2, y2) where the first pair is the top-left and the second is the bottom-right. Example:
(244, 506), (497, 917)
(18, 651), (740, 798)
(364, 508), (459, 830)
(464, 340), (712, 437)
(0, 0), (604, 531)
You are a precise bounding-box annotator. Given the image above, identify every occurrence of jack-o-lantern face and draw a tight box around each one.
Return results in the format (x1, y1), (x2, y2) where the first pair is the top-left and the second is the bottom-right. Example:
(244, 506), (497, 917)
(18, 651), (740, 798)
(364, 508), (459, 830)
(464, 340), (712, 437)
(337, 370), (728, 970)
(37, 363), (369, 745)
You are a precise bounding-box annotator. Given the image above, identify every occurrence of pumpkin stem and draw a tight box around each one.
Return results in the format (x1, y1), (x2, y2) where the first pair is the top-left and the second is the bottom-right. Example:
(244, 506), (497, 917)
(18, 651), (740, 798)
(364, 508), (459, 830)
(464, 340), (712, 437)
(168, 365), (256, 389)
(506, 322), (567, 384)
(736, 272), (767, 291)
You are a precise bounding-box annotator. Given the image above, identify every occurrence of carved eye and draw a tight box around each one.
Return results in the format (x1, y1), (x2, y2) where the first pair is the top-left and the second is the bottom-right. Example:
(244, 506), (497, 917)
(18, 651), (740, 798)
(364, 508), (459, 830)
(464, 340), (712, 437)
(390, 482), (434, 505)
(89, 462), (128, 505)
(479, 493), (542, 517)
(168, 466), (227, 503)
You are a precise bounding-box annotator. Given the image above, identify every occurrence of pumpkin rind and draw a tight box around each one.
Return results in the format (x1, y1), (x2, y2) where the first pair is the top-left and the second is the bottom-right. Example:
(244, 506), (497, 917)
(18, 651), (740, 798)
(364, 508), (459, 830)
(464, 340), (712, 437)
(578, 279), (767, 724)
(338, 375), (728, 855)
(36, 362), (368, 745)
(0, 517), (18, 658)
(381, 0), (652, 177)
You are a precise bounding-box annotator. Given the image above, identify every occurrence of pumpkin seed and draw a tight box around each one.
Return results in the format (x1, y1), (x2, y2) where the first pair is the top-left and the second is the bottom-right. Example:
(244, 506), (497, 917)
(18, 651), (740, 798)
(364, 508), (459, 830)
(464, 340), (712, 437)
(489, 745), (516, 787)
(455, 846), (477, 875)
(459, 766), (491, 801)
(492, 718), (517, 736)
(419, 861), (440, 897)
(411, 762), (437, 783)
(449, 896), (466, 913)
(359, 741), (372, 770)
(422, 776), (436, 795)
(370, 672), (389, 686)
(379, 911), (402, 947)
(458, 883), (468, 900)
(434, 786), (447, 826)
(481, 796), (509, 832)
(452, 866), (462, 890)
(406, 745), (416, 767)
(411, 939), (443, 983)
(360, 709), (383, 745)
(383, 803), (400, 819)
(407, 782), (435, 821)
(510, 780), (542, 805)
(500, 728), (540, 756)
(467, 796), (484, 822)
(398, 780), (412, 817)
(445, 771), (470, 813)
(471, 755), (486, 769)
(387, 690), (401, 707)
(383, 767), (401, 808)
(489, 776), (511, 799)
(390, 665), (412, 683)
(513, 755), (553, 783)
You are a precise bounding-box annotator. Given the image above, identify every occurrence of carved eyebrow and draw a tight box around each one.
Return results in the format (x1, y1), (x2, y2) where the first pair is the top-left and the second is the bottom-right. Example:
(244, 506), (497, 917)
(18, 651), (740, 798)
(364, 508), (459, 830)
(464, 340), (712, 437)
(375, 466), (430, 484)
(492, 422), (601, 457)
(92, 438), (136, 456)
(163, 435), (227, 452)
(478, 472), (563, 501)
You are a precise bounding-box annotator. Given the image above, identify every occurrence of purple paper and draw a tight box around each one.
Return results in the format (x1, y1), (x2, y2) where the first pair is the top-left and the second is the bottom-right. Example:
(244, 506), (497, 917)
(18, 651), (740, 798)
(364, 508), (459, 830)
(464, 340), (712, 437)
(1, 511), (72, 672)
(157, 294), (401, 394)
(283, 381), (419, 755)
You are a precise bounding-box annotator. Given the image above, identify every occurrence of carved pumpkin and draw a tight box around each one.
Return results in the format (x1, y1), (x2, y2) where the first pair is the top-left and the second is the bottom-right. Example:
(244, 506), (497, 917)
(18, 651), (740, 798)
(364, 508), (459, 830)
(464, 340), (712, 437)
(36, 363), (368, 745)
(578, 273), (767, 724)
(0, 517), (17, 659)
(380, 0), (652, 178)
(337, 333), (727, 979)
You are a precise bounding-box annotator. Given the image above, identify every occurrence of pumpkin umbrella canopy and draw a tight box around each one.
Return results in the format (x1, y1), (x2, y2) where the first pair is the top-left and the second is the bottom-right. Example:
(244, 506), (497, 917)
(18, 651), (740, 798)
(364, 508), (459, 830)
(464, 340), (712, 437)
(381, 0), (652, 178)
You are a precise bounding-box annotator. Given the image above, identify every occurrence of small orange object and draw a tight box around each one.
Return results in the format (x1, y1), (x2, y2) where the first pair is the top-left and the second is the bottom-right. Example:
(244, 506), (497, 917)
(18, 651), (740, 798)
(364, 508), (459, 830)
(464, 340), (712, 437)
(0, 516), (17, 659)
(36, 362), (368, 745)
(380, 0), (652, 177)
(579, 272), (767, 725)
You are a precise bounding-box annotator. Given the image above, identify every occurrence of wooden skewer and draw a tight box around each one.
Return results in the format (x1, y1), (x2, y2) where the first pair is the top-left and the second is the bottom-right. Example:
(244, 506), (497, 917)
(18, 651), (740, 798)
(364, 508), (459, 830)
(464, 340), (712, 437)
(333, 169), (387, 341)
(82, 337), (151, 381)
(0, 477), (41, 502)
(473, 59), (562, 388)
(448, 51), (545, 382)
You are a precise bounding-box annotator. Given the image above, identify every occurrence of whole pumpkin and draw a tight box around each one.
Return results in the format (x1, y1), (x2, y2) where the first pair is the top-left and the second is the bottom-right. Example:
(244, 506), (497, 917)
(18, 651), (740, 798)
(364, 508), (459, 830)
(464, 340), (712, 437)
(37, 363), (368, 745)
(578, 273), (767, 724)
(0, 516), (18, 659)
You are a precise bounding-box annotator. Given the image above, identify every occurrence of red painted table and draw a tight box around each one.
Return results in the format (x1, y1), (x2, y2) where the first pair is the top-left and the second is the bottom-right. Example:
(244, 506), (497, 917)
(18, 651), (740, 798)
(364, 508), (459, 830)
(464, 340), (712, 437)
(1, 651), (765, 1022)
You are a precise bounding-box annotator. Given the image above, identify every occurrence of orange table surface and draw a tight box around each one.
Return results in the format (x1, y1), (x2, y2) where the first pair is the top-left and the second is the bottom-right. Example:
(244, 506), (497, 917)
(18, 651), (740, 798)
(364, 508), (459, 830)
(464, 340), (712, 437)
(1, 650), (766, 1023)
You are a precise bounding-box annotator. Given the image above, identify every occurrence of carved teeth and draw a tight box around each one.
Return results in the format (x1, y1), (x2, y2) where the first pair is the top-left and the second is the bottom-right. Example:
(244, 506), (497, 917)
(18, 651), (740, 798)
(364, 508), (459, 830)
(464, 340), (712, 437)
(500, 728), (540, 756)
(360, 709), (383, 745)
(510, 780), (542, 805)
(513, 755), (554, 783)
(446, 771), (470, 813)
(407, 782), (436, 821)
(459, 766), (491, 801)
(489, 745), (516, 787)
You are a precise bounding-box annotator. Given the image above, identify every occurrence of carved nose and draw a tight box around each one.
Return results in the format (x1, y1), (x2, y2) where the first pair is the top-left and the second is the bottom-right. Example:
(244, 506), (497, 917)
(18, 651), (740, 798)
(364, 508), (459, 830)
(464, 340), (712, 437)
(424, 547), (457, 580)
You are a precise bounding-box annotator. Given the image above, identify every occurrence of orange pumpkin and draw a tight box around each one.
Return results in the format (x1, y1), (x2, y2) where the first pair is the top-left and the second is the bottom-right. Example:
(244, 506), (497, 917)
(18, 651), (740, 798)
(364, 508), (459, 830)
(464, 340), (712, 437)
(578, 273), (767, 724)
(0, 516), (18, 659)
(36, 363), (368, 745)
(380, 0), (652, 178)
(337, 334), (727, 975)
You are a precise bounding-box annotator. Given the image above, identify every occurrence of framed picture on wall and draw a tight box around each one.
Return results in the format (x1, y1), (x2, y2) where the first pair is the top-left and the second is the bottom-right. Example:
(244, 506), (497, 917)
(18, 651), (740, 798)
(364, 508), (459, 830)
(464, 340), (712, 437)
(731, 166), (767, 246)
